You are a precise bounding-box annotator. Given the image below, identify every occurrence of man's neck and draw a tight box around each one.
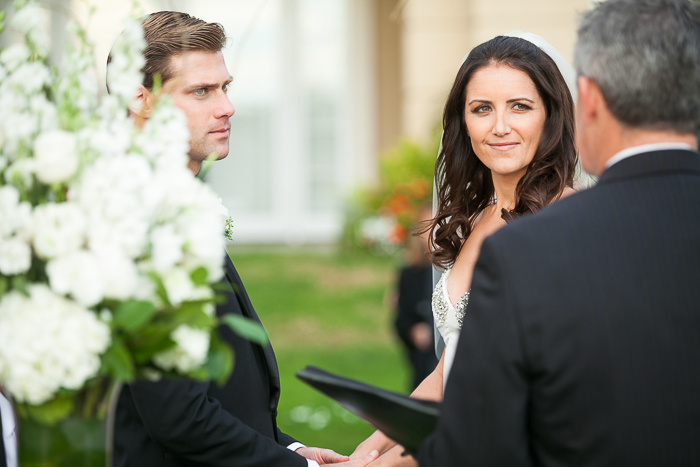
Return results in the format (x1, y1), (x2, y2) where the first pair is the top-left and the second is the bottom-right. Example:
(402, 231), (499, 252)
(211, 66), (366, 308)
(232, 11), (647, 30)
(597, 128), (698, 173)
(188, 160), (202, 176)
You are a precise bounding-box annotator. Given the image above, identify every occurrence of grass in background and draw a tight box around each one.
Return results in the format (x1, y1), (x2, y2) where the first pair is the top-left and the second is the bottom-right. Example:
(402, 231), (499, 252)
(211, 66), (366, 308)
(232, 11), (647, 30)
(228, 246), (411, 455)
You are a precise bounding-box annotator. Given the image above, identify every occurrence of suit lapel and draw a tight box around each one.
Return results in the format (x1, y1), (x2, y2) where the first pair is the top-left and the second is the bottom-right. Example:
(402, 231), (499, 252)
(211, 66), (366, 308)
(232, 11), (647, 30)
(222, 254), (283, 412)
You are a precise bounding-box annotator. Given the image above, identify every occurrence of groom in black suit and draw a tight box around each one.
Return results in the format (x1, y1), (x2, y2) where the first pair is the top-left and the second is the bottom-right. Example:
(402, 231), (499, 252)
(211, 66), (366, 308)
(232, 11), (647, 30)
(417, 0), (700, 466)
(111, 11), (377, 467)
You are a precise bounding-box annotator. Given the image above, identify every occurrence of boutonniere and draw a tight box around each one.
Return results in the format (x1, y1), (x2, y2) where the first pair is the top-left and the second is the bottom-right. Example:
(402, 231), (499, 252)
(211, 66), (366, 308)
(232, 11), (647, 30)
(217, 198), (233, 242)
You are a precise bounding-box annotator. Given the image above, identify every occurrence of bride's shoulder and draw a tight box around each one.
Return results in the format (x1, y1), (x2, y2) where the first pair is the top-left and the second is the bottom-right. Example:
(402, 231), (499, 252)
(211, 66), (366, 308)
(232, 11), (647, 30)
(559, 186), (577, 199)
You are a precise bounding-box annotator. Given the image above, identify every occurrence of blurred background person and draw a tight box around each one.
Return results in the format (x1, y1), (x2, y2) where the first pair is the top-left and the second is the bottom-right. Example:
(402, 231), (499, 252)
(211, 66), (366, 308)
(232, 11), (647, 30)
(393, 205), (437, 391)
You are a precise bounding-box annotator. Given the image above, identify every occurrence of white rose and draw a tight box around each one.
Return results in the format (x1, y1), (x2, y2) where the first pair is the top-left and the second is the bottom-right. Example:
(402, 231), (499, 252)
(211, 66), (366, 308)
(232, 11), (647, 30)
(46, 250), (103, 307)
(153, 325), (210, 373)
(34, 130), (79, 184)
(0, 238), (31, 275)
(150, 224), (184, 273)
(32, 202), (86, 259)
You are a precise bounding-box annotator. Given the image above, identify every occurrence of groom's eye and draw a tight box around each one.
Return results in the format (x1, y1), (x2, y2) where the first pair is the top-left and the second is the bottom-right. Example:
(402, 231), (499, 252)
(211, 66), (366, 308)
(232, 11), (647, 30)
(194, 88), (206, 96)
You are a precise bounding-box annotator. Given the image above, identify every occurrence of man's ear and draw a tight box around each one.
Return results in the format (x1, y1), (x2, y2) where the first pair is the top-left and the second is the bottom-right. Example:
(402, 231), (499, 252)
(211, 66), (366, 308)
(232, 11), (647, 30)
(130, 85), (154, 119)
(577, 76), (602, 124)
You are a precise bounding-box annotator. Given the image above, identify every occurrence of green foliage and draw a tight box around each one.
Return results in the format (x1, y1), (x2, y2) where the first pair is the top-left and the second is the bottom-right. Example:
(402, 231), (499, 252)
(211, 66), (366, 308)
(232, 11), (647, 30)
(198, 332), (234, 386)
(112, 300), (156, 332)
(18, 394), (74, 426)
(101, 336), (135, 382)
(222, 314), (269, 345)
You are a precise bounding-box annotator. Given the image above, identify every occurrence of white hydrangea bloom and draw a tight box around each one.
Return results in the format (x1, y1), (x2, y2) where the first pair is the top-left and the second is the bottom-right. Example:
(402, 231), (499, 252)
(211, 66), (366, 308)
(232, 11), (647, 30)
(106, 18), (146, 106)
(11, 3), (50, 58)
(161, 267), (195, 306)
(0, 238), (31, 275)
(0, 43), (31, 72)
(71, 154), (158, 259)
(32, 202), (86, 259)
(0, 186), (32, 240)
(46, 250), (104, 307)
(94, 250), (140, 300)
(33, 130), (80, 184)
(4, 62), (51, 95)
(0, 285), (110, 405)
(153, 325), (210, 373)
(150, 224), (184, 273)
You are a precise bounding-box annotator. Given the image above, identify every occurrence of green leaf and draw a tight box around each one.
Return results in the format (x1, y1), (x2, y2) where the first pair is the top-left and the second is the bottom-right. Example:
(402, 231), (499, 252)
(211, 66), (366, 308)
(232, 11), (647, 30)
(129, 324), (175, 364)
(22, 394), (74, 426)
(200, 332), (234, 385)
(11, 275), (28, 296)
(0, 276), (8, 296)
(112, 300), (156, 332)
(190, 267), (208, 286)
(171, 301), (217, 329)
(147, 272), (170, 306)
(221, 314), (269, 345)
(101, 337), (135, 382)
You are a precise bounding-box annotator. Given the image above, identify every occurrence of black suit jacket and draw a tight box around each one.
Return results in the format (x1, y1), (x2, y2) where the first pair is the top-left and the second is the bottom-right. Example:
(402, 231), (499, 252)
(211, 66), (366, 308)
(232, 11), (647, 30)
(113, 254), (307, 467)
(418, 150), (700, 467)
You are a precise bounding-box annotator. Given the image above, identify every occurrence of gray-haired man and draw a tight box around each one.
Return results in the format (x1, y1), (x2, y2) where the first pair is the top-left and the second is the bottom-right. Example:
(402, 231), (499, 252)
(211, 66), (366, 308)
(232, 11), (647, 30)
(417, 0), (700, 465)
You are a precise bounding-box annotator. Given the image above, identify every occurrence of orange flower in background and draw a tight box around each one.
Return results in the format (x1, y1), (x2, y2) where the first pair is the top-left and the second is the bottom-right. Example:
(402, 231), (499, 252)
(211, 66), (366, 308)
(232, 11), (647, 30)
(386, 194), (411, 216)
(388, 224), (408, 245)
(408, 178), (430, 200)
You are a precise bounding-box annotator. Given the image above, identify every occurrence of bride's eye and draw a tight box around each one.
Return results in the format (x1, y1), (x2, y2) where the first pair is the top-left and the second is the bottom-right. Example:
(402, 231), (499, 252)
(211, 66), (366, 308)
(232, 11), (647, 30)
(472, 105), (491, 113)
(513, 103), (532, 111)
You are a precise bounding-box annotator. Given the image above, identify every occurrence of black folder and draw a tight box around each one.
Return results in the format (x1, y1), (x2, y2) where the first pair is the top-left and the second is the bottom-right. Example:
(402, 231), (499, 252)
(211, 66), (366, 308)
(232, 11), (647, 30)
(295, 366), (440, 455)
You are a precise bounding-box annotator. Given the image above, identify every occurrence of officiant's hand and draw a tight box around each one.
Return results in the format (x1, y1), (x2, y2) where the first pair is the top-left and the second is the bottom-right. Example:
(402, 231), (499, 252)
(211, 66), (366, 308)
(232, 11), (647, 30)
(296, 447), (378, 466)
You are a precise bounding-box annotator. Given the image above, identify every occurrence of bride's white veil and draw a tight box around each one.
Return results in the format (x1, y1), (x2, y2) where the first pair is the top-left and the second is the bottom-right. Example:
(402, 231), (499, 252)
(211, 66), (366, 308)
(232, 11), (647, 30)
(431, 31), (586, 356)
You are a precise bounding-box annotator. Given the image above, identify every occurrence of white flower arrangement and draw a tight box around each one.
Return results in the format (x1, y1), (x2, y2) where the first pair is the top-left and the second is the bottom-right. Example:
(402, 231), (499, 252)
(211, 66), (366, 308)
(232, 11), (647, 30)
(0, 1), (262, 424)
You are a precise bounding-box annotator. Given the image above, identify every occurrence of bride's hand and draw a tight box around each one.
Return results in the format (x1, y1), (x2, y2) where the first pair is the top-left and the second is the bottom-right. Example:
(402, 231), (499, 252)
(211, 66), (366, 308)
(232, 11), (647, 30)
(350, 430), (395, 459)
(366, 446), (418, 467)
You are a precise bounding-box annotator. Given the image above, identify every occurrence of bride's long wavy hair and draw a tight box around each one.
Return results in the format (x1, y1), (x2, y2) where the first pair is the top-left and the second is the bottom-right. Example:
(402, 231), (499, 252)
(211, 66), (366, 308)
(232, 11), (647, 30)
(426, 36), (577, 268)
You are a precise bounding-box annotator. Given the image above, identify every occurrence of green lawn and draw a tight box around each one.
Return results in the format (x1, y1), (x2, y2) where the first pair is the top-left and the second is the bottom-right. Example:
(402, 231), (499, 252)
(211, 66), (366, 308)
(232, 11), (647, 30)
(228, 246), (411, 455)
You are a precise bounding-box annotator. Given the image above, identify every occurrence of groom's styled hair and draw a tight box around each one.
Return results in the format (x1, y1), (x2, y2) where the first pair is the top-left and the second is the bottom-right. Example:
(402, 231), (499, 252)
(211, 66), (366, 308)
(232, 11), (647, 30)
(107, 11), (227, 92)
(139, 12), (227, 90)
(574, 0), (700, 134)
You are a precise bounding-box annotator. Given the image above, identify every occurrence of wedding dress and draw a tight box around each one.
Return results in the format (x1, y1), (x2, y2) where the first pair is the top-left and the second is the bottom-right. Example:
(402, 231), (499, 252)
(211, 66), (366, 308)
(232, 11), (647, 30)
(431, 268), (469, 392)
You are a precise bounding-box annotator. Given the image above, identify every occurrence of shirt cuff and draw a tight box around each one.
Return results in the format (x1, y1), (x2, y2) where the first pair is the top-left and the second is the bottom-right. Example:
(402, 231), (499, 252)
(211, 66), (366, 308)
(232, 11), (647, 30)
(287, 442), (306, 452)
(286, 443), (320, 467)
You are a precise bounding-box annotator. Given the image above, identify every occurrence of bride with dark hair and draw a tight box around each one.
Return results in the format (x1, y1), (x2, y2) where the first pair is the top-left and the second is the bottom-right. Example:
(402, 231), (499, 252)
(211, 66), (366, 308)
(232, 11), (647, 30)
(351, 32), (579, 466)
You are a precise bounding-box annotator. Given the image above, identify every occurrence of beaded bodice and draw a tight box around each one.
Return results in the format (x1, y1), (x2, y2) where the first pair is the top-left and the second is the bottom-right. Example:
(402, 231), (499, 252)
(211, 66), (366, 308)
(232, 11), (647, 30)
(431, 269), (470, 329)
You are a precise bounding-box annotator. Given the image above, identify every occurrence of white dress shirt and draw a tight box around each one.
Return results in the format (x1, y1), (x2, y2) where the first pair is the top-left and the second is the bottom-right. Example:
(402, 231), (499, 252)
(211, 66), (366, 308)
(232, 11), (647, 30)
(0, 391), (17, 467)
(605, 142), (695, 169)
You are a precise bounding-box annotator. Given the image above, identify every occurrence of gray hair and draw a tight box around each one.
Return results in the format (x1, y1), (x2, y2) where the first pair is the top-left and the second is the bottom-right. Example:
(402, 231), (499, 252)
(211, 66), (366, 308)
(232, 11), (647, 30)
(574, 0), (700, 134)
